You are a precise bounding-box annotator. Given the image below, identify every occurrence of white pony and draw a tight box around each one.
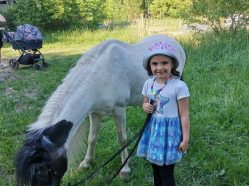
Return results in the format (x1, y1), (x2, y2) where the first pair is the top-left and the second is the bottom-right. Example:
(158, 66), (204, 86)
(15, 35), (186, 186)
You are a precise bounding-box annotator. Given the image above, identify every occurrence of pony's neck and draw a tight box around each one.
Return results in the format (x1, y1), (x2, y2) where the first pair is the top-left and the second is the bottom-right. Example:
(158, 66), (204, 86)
(28, 64), (96, 131)
(29, 91), (94, 131)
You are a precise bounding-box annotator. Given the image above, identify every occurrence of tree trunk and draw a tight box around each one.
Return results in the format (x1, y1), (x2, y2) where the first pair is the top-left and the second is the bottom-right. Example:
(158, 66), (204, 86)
(6, 0), (14, 5)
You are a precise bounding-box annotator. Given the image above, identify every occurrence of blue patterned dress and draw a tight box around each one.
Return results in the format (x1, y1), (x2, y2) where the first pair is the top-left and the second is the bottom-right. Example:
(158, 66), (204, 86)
(137, 77), (190, 166)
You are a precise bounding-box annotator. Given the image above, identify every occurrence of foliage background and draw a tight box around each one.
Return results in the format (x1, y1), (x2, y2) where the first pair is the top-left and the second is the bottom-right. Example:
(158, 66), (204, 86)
(1, 0), (249, 32)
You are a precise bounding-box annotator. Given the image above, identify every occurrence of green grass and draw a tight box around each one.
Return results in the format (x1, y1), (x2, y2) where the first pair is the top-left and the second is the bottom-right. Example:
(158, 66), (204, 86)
(0, 28), (248, 186)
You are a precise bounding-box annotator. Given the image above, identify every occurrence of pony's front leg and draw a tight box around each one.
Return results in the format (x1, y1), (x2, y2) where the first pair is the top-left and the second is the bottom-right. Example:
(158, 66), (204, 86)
(113, 106), (131, 177)
(79, 113), (102, 168)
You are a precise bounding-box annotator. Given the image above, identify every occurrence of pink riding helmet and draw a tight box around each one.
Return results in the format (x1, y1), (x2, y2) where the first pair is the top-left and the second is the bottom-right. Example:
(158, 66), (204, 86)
(143, 41), (179, 70)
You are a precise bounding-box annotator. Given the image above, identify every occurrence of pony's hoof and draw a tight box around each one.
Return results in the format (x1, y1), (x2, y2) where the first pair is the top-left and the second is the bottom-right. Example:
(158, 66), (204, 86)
(119, 167), (131, 178)
(119, 171), (130, 179)
(78, 160), (91, 169)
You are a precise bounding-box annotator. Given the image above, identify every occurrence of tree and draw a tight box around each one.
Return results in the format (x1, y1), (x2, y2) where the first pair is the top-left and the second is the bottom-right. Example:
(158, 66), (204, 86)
(103, 0), (126, 21)
(141, 0), (150, 17)
(149, 0), (191, 18)
(183, 0), (249, 33)
(10, 0), (67, 29)
(4, 0), (106, 30)
(6, 0), (15, 5)
(123, 0), (142, 20)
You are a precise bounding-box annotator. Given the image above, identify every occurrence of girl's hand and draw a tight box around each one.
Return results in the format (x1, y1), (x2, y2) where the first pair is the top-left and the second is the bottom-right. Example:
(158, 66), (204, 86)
(178, 141), (189, 152)
(143, 102), (154, 113)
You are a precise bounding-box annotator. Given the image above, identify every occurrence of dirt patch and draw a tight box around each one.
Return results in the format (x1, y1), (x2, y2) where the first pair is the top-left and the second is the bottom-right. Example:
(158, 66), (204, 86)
(0, 58), (16, 82)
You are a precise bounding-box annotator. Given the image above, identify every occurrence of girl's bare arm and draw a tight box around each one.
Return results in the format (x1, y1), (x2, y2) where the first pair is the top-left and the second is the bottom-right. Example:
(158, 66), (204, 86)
(178, 97), (190, 151)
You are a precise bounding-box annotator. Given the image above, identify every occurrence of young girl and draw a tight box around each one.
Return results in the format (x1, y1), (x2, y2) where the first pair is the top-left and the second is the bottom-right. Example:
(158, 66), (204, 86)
(137, 41), (190, 186)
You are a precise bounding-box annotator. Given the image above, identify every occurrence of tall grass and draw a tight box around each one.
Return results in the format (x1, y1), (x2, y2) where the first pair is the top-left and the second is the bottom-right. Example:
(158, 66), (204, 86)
(0, 28), (248, 186)
(181, 32), (249, 185)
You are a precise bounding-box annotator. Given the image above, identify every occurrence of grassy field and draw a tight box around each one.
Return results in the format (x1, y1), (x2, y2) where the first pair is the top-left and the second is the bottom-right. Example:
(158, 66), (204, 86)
(0, 27), (248, 186)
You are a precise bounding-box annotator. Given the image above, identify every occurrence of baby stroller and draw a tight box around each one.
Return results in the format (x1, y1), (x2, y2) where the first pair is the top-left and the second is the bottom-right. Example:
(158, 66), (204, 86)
(2, 24), (47, 70)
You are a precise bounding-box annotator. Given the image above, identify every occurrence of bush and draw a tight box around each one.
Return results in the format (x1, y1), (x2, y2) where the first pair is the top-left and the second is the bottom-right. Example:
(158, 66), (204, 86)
(0, 5), (17, 29)
(4, 0), (106, 30)
(182, 0), (249, 34)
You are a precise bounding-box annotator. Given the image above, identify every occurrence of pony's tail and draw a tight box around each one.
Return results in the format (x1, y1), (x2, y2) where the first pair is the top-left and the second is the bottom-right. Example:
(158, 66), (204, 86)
(65, 119), (89, 172)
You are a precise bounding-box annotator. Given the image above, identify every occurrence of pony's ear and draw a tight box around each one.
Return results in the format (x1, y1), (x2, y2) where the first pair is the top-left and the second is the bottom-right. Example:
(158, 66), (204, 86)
(43, 120), (73, 147)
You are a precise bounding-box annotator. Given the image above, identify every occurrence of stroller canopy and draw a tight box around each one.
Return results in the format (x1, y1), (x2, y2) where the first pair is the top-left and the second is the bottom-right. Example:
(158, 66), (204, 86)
(15, 24), (43, 41)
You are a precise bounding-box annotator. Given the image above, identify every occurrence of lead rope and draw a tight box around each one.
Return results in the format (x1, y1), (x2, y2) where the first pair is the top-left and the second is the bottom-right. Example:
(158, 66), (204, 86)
(109, 77), (171, 182)
(68, 101), (154, 186)
(68, 78), (171, 185)
(67, 106), (152, 186)
(108, 99), (154, 183)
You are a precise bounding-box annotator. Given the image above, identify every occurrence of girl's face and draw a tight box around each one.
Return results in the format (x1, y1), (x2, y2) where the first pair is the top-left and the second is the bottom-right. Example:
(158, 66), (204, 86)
(149, 55), (173, 80)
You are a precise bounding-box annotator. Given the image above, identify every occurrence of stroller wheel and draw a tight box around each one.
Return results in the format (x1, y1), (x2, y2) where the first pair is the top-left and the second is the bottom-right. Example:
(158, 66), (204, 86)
(34, 63), (43, 70)
(43, 61), (48, 68)
(9, 59), (19, 69)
